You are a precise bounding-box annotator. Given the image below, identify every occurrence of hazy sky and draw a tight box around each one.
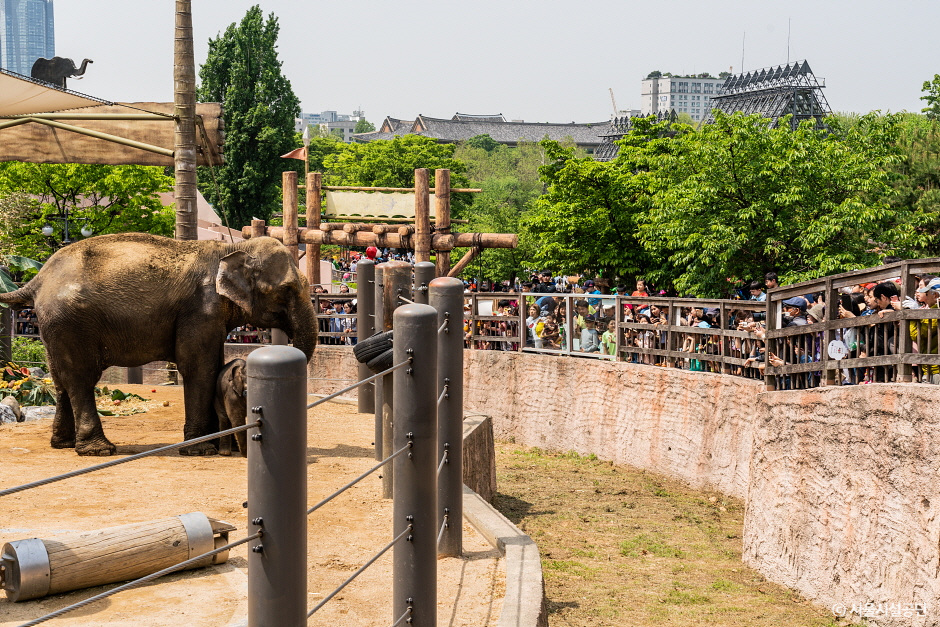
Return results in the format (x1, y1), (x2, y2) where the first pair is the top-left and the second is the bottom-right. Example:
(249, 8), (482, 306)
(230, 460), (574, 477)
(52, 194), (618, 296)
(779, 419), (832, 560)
(55, 0), (938, 124)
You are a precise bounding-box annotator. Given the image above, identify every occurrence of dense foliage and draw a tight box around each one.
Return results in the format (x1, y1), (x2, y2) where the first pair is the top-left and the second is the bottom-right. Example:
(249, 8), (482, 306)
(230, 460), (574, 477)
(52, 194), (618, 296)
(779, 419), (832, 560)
(0, 163), (173, 260)
(197, 5), (300, 229)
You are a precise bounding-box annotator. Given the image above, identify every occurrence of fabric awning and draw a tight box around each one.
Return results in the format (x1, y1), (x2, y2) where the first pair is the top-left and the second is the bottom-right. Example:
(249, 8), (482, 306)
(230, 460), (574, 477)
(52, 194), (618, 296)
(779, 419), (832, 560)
(0, 68), (110, 115)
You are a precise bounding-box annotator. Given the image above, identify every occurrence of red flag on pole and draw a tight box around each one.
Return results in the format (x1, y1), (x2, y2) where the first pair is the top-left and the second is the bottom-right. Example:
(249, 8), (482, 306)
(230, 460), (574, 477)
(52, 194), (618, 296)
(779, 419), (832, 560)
(280, 146), (307, 160)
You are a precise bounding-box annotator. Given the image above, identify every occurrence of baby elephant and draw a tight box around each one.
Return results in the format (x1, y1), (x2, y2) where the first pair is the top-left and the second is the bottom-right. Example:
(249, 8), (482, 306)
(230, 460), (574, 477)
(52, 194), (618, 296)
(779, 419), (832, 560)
(215, 358), (247, 456)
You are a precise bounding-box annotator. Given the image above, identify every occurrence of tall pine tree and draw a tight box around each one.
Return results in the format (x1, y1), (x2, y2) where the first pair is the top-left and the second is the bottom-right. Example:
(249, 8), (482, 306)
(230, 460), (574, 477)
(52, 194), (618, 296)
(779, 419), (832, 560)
(197, 6), (300, 228)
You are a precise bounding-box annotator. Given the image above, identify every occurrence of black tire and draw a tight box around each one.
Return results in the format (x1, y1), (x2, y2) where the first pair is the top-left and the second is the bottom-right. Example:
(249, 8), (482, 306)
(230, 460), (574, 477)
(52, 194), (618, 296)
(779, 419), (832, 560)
(354, 330), (393, 363)
(366, 348), (394, 373)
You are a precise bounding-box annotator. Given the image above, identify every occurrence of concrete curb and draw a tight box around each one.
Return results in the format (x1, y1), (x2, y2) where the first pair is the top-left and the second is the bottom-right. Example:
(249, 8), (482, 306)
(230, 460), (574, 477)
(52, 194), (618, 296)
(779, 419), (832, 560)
(462, 486), (548, 627)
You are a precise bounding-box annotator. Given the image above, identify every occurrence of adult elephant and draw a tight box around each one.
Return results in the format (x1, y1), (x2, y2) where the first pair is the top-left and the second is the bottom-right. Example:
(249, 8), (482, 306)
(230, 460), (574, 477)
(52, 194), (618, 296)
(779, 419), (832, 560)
(0, 233), (316, 456)
(30, 57), (92, 89)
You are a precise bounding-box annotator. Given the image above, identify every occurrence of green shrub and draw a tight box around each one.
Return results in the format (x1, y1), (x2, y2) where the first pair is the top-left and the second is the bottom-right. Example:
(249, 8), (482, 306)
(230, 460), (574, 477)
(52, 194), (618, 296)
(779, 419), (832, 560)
(12, 337), (47, 370)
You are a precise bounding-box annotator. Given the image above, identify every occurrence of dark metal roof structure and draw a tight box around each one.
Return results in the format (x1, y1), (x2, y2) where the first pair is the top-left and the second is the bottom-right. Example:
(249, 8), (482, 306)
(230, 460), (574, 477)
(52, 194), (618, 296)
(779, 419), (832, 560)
(353, 114), (608, 150)
(594, 110), (677, 162)
(708, 60), (831, 129)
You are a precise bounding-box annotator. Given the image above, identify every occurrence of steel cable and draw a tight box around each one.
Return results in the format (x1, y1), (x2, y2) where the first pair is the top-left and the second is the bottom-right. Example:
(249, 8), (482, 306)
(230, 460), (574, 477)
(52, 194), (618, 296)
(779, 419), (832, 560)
(437, 449), (448, 477)
(0, 421), (262, 498)
(305, 360), (410, 410)
(17, 532), (261, 627)
(437, 514), (449, 546)
(437, 384), (449, 406)
(389, 606), (413, 627)
(307, 444), (411, 515)
(307, 524), (412, 618)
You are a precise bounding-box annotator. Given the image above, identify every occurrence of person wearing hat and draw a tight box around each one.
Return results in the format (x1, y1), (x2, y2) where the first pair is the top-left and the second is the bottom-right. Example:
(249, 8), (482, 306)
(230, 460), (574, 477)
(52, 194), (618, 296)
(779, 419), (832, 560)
(580, 314), (601, 353)
(782, 297), (808, 327)
(910, 277), (940, 383)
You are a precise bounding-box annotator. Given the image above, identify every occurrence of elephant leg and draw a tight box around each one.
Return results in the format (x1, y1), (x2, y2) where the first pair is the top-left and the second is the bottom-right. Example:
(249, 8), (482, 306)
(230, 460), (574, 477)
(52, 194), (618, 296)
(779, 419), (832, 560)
(73, 382), (115, 456)
(177, 344), (222, 456)
(217, 404), (233, 456)
(50, 387), (76, 449)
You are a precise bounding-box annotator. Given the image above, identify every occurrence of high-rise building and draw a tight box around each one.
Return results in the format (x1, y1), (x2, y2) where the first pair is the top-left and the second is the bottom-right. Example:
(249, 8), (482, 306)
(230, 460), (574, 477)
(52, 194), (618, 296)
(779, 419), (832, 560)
(0, 0), (55, 77)
(641, 72), (725, 122)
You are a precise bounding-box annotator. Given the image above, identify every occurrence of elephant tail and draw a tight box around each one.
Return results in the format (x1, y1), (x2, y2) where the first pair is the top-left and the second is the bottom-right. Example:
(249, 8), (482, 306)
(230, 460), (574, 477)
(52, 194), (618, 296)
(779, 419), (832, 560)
(0, 285), (34, 307)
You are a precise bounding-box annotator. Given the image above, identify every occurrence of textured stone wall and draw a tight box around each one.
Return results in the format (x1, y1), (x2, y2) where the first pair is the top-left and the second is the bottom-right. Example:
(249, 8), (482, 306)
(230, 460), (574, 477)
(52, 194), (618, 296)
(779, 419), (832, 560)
(463, 350), (763, 499)
(746, 385), (940, 625)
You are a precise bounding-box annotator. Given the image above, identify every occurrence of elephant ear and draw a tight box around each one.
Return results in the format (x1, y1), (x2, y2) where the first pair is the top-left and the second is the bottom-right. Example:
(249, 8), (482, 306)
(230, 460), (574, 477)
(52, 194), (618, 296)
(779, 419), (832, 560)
(217, 251), (256, 313)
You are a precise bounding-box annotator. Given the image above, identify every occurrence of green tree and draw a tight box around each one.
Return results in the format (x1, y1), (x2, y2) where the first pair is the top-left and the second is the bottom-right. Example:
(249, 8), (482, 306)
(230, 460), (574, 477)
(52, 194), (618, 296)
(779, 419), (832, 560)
(354, 118), (376, 134)
(921, 74), (940, 120)
(322, 135), (469, 190)
(640, 111), (899, 295)
(0, 163), (174, 260)
(197, 5), (300, 229)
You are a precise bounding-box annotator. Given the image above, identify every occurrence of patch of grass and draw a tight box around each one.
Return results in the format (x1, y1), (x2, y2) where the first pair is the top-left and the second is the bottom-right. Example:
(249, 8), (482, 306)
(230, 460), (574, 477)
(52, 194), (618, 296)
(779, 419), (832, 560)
(620, 533), (686, 558)
(494, 442), (856, 627)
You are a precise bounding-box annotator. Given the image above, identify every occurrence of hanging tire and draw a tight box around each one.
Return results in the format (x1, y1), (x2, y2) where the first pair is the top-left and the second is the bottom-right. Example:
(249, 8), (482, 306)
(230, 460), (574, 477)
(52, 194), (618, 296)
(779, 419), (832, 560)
(354, 330), (393, 363)
(366, 348), (394, 373)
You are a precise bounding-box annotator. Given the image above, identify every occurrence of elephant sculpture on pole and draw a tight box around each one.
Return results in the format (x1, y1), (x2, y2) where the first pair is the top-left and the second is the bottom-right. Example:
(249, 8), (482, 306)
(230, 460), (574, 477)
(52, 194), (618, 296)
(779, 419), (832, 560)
(30, 57), (93, 89)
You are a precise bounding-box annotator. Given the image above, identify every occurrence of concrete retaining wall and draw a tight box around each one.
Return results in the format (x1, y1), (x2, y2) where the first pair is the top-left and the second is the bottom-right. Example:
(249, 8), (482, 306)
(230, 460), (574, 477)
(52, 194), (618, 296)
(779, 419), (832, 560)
(464, 350), (762, 500)
(746, 385), (940, 625)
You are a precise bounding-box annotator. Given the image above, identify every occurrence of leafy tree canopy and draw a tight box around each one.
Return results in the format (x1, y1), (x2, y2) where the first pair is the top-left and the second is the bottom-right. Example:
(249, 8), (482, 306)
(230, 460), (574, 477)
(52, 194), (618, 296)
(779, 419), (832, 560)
(197, 5), (300, 230)
(921, 74), (940, 120)
(0, 163), (173, 260)
(322, 135), (468, 190)
(354, 118), (376, 133)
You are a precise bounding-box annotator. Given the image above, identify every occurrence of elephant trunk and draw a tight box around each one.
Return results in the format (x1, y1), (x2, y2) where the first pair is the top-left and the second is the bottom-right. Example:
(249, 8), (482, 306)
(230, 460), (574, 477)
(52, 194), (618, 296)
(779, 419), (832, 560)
(76, 59), (92, 76)
(287, 294), (318, 361)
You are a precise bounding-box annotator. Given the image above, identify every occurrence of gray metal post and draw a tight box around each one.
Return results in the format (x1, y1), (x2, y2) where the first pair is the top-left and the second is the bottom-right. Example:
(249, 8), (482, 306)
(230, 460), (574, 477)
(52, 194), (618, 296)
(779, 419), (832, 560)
(357, 259), (376, 414)
(381, 261), (412, 498)
(271, 328), (289, 345)
(392, 304), (438, 627)
(374, 265), (385, 461)
(430, 278), (464, 557)
(247, 346), (308, 627)
(126, 366), (143, 385)
(413, 261), (436, 305)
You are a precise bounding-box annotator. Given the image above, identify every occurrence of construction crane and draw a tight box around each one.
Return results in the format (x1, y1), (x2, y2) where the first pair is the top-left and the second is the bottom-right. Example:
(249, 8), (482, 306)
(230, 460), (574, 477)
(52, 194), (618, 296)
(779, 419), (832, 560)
(609, 88), (619, 116)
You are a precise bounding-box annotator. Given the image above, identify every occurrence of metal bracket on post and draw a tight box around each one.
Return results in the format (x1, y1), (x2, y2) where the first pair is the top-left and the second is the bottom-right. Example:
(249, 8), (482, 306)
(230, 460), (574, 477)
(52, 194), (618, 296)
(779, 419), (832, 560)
(247, 346), (308, 627)
(429, 277), (464, 558)
(392, 304), (438, 627)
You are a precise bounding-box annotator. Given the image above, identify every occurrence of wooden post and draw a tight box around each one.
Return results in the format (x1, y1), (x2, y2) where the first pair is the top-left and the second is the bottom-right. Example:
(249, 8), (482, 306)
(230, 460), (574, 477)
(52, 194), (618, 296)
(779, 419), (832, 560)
(435, 169), (452, 276)
(414, 168), (431, 263)
(283, 171), (299, 266)
(447, 245), (482, 278)
(173, 0), (198, 240)
(898, 262), (914, 382)
(307, 172), (322, 292)
(251, 219), (266, 239)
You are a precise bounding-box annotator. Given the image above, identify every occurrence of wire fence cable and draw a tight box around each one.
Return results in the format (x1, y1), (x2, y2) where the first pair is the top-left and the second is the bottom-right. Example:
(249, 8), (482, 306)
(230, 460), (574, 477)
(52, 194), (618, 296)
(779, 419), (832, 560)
(307, 444), (411, 515)
(17, 532), (262, 627)
(0, 421), (262, 498)
(307, 524), (413, 618)
(306, 360), (410, 410)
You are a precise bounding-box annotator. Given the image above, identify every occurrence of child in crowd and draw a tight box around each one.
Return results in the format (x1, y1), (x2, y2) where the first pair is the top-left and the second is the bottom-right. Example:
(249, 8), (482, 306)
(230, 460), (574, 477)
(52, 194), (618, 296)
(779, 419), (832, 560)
(600, 319), (617, 356)
(581, 315), (600, 353)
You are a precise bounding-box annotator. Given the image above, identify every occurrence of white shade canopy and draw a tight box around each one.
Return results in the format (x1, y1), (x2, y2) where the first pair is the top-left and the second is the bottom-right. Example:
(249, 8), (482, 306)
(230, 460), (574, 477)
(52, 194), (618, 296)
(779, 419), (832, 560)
(0, 68), (109, 116)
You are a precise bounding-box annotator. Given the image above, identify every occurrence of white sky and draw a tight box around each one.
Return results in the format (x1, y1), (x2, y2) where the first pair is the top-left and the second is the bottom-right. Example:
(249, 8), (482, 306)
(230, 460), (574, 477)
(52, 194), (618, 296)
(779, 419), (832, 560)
(55, 0), (939, 124)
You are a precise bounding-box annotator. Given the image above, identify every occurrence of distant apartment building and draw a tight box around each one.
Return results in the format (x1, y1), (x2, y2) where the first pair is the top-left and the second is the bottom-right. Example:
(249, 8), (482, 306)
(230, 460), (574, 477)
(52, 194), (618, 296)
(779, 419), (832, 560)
(641, 72), (725, 122)
(296, 109), (365, 142)
(0, 0), (54, 76)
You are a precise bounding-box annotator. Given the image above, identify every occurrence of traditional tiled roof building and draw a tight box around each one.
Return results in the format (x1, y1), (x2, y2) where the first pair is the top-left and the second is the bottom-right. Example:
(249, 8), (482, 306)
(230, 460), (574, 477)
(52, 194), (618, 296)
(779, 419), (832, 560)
(352, 113), (607, 152)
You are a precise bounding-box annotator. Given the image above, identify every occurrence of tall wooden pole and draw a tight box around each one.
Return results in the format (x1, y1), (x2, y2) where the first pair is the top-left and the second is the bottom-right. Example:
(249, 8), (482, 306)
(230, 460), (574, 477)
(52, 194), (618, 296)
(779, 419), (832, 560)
(173, 0), (198, 240)
(283, 171), (299, 266)
(307, 172), (322, 291)
(434, 169), (452, 276)
(414, 168), (431, 263)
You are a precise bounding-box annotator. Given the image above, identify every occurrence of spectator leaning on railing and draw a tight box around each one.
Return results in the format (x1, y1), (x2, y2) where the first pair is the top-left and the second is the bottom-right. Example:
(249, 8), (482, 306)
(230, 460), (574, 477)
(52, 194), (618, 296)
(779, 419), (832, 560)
(908, 277), (940, 383)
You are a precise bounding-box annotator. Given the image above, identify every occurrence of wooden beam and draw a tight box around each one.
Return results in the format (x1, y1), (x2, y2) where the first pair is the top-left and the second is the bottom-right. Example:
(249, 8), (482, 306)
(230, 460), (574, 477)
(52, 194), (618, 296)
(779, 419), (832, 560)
(435, 168), (452, 276)
(448, 246), (482, 278)
(306, 172), (322, 289)
(414, 168), (431, 263)
(174, 0), (198, 241)
(283, 171), (299, 265)
(243, 227), (517, 250)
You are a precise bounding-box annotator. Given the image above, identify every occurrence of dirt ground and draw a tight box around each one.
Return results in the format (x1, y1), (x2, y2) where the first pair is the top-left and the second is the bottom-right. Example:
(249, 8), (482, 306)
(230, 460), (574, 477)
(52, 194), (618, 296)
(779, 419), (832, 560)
(494, 445), (848, 627)
(0, 385), (504, 626)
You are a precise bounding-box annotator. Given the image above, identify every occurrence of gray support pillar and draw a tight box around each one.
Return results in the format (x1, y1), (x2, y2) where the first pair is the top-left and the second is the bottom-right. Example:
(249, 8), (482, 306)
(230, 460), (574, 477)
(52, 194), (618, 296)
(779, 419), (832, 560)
(392, 304), (438, 627)
(374, 265), (385, 461)
(271, 328), (289, 345)
(126, 367), (143, 385)
(247, 346), (308, 627)
(429, 278), (464, 557)
(413, 261), (436, 305)
(357, 259), (376, 414)
(380, 261), (412, 498)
